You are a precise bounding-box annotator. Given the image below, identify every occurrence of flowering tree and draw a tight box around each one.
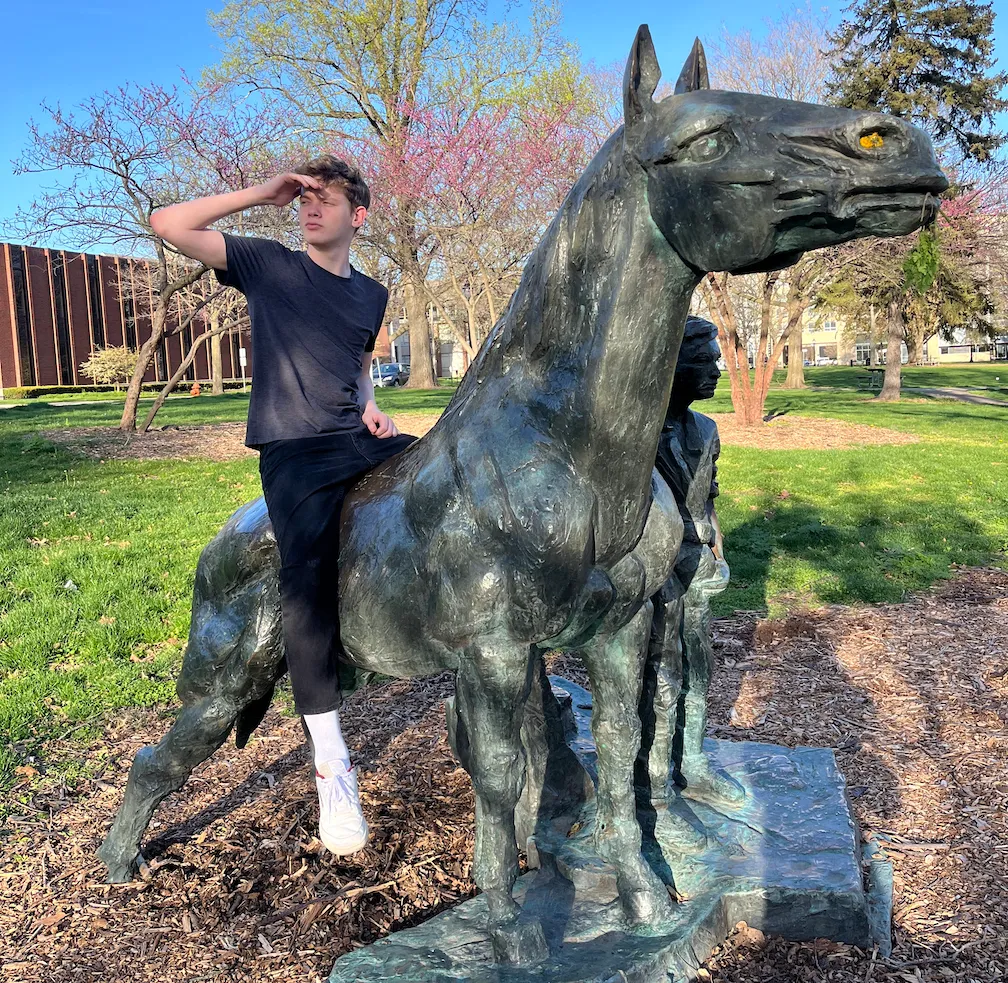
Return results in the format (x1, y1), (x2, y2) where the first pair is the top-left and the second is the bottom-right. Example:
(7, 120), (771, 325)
(210, 0), (584, 387)
(351, 99), (594, 363)
(79, 346), (138, 392)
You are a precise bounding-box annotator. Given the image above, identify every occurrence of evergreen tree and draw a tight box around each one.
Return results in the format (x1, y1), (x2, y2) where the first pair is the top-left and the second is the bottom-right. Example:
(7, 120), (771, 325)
(827, 0), (1008, 164)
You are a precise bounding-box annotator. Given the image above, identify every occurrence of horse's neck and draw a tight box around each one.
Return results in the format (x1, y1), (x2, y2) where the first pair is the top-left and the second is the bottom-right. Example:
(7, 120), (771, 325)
(445, 133), (698, 560)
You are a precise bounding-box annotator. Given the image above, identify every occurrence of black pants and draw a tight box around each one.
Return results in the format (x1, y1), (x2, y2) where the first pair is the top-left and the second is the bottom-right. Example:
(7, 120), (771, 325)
(258, 427), (416, 715)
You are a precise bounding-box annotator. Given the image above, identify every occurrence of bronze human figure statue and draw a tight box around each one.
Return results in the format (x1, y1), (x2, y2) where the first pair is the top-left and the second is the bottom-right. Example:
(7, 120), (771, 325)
(637, 316), (742, 850)
(99, 26), (947, 966)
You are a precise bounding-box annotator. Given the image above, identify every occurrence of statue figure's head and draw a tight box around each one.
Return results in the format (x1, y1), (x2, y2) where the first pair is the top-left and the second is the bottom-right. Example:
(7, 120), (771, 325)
(622, 26), (948, 276)
(670, 315), (721, 413)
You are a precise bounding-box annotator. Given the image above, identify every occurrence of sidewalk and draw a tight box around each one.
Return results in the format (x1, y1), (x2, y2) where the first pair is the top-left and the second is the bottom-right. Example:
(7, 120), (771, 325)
(906, 386), (1008, 407)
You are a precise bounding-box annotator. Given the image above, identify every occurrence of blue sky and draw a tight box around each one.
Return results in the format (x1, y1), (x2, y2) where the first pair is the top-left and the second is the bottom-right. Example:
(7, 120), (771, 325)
(3, 0), (1006, 249)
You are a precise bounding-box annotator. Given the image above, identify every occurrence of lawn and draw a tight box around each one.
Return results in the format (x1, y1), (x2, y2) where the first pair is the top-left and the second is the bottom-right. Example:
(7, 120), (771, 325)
(0, 374), (1005, 798)
(798, 362), (1008, 397)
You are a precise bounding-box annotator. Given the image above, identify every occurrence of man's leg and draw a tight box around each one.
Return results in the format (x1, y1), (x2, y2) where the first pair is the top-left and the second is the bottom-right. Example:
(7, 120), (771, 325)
(259, 437), (369, 853)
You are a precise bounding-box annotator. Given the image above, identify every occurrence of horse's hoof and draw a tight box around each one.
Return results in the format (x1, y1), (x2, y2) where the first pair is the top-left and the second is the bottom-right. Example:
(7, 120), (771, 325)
(96, 841), (138, 884)
(680, 766), (746, 807)
(653, 804), (708, 855)
(490, 912), (549, 966)
(620, 879), (676, 928)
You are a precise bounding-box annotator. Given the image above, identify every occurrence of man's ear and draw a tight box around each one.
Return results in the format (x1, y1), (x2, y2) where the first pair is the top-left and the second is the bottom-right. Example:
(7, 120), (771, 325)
(674, 37), (710, 94)
(352, 206), (368, 230)
(623, 24), (661, 130)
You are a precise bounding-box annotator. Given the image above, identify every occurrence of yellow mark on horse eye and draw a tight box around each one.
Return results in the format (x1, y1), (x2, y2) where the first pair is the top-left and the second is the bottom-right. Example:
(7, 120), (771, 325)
(860, 132), (884, 149)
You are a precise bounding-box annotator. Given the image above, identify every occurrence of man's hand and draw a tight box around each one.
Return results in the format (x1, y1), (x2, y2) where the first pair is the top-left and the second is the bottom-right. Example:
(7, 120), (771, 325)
(362, 401), (399, 438)
(257, 172), (324, 208)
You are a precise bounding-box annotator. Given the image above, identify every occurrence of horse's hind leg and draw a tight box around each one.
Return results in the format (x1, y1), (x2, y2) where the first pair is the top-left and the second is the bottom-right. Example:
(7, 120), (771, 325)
(98, 694), (241, 882)
(455, 639), (549, 966)
(578, 600), (676, 926)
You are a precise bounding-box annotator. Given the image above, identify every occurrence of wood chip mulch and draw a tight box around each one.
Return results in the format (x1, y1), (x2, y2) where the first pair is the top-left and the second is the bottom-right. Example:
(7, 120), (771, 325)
(37, 410), (914, 464)
(38, 413), (445, 463)
(709, 413), (920, 451)
(3, 566), (1006, 982)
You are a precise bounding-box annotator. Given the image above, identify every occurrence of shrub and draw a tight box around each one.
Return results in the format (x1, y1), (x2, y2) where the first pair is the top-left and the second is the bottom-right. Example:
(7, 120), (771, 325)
(79, 346), (139, 392)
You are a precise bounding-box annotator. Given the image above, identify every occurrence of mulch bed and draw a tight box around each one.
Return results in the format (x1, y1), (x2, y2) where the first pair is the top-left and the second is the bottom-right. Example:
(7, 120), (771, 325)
(709, 413), (919, 451)
(37, 412), (915, 463)
(3, 566), (1006, 982)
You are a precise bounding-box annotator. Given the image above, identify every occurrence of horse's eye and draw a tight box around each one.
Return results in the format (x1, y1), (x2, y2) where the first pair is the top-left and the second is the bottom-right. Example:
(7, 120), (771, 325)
(681, 130), (734, 164)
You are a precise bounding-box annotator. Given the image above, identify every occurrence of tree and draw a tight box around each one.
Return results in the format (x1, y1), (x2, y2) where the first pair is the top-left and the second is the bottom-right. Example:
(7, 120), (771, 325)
(696, 265), (826, 425)
(9, 83), (287, 430)
(357, 98), (592, 363)
(827, 0), (1008, 165)
(79, 346), (138, 392)
(209, 0), (579, 388)
(826, 0), (1007, 397)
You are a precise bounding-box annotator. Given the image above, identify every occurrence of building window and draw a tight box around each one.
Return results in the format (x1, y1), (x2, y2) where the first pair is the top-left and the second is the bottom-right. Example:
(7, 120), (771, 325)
(9, 245), (36, 386)
(854, 342), (871, 363)
(50, 252), (74, 385)
(824, 319), (837, 333)
(155, 339), (167, 380)
(118, 259), (137, 349)
(181, 324), (195, 381)
(85, 253), (105, 348)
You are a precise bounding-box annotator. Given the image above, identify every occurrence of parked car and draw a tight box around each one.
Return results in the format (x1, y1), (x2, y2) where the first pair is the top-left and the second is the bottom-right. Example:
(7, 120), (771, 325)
(371, 362), (404, 387)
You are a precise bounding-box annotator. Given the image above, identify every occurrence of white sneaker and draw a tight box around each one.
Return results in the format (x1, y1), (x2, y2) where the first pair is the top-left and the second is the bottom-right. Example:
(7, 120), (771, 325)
(315, 761), (369, 856)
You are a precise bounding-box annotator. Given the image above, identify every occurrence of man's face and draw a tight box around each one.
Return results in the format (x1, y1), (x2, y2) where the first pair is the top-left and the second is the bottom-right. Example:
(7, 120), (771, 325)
(674, 340), (721, 403)
(298, 184), (367, 247)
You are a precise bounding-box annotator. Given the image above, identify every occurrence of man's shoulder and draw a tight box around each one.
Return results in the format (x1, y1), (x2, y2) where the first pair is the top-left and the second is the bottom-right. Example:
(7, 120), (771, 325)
(687, 408), (719, 444)
(353, 267), (388, 298)
(223, 232), (297, 260)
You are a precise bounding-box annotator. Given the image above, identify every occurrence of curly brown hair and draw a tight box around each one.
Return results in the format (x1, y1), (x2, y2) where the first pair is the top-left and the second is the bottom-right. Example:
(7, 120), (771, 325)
(298, 155), (371, 211)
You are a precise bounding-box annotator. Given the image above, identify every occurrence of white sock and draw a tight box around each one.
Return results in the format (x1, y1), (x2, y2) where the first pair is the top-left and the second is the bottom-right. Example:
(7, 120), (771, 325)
(303, 710), (351, 773)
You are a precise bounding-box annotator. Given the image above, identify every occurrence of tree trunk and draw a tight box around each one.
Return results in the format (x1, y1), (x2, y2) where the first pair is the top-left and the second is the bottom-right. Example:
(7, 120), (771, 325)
(905, 323), (924, 366)
(120, 306), (166, 431)
(403, 277), (438, 389)
(877, 301), (903, 402)
(784, 315), (806, 388)
(210, 311), (224, 395)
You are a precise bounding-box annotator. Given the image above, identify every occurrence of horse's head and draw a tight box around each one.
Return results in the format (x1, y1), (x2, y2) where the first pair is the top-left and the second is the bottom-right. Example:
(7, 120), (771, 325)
(623, 26), (948, 275)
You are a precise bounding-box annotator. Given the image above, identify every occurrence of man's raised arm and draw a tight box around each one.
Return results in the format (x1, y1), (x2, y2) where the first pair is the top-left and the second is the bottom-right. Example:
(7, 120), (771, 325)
(149, 172), (325, 270)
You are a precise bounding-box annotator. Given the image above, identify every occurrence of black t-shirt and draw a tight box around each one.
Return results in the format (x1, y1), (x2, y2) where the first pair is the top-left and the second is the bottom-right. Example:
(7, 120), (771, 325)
(214, 233), (388, 447)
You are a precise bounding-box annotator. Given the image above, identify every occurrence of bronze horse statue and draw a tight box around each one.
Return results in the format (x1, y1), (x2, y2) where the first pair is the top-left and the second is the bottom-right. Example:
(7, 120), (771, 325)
(100, 25), (946, 965)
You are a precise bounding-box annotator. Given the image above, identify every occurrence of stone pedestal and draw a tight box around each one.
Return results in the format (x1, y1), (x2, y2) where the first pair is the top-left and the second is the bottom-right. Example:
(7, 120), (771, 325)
(329, 679), (889, 983)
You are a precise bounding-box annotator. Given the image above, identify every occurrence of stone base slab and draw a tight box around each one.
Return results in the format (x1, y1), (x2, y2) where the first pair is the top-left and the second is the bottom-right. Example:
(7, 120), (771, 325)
(329, 681), (886, 983)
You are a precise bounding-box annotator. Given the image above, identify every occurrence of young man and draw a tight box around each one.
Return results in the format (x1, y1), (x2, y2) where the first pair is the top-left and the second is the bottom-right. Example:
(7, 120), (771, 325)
(150, 156), (415, 856)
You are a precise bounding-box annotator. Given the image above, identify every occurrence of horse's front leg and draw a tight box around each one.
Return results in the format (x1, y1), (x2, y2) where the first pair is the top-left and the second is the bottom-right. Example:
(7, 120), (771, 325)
(455, 639), (549, 966)
(579, 600), (676, 927)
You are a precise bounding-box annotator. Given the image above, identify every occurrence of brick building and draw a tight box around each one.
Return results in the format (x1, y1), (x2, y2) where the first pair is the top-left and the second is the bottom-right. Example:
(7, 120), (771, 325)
(0, 241), (251, 391)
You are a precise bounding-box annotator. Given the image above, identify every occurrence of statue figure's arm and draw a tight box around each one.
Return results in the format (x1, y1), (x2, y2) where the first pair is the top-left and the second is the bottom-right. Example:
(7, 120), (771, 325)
(708, 427), (725, 561)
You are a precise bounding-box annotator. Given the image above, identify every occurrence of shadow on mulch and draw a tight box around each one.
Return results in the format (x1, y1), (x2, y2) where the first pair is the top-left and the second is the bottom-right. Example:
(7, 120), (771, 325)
(2, 570), (1007, 983)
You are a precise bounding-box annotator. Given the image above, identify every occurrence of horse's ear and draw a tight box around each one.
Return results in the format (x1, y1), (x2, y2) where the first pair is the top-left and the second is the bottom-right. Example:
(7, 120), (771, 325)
(624, 24), (661, 126)
(674, 37), (710, 94)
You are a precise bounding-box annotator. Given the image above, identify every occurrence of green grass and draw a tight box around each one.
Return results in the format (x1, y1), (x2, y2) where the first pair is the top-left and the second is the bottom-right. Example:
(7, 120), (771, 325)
(0, 376), (1005, 801)
(799, 362), (1008, 396)
(704, 374), (1007, 615)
